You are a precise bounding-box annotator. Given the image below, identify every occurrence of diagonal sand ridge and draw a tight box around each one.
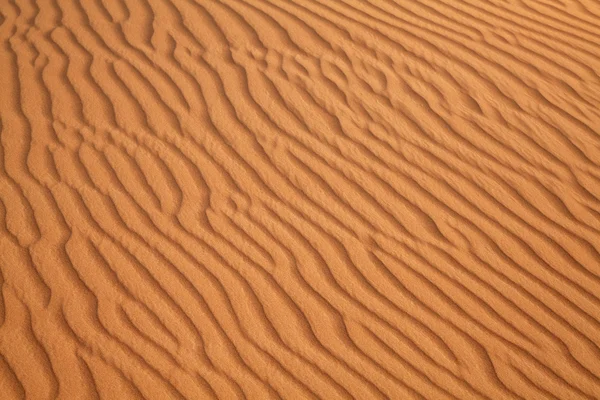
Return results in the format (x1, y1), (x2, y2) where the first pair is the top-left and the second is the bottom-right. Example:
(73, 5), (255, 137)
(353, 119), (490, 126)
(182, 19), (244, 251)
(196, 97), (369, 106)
(1, 0), (600, 399)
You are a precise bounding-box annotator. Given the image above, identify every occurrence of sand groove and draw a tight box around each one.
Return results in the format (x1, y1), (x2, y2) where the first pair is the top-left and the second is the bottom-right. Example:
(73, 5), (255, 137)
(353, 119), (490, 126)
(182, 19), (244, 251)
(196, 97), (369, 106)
(1, 0), (600, 399)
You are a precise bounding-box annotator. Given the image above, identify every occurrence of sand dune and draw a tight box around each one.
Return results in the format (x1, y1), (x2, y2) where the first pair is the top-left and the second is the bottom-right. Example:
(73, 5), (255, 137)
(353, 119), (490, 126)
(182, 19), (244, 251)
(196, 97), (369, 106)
(1, 0), (600, 398)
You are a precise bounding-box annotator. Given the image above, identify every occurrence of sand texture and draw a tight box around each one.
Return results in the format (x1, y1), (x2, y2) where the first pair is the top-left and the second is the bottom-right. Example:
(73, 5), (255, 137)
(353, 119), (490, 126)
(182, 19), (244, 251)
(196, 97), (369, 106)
(1, 0), (600, 399)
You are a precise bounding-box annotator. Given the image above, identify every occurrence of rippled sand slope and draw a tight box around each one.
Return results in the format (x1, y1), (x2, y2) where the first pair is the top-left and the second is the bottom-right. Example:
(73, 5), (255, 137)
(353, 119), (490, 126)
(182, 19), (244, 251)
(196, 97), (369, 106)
(1, 0), (600, 399)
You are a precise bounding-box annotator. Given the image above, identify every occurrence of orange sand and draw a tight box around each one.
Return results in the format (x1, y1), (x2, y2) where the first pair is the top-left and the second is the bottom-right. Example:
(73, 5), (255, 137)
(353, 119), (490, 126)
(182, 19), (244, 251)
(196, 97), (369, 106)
(1, 0), (600, 399)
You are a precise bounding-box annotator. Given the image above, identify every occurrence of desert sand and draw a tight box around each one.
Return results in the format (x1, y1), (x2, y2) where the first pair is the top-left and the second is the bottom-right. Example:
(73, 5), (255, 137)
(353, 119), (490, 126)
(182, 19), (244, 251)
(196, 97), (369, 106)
(1, 0), (600, 399)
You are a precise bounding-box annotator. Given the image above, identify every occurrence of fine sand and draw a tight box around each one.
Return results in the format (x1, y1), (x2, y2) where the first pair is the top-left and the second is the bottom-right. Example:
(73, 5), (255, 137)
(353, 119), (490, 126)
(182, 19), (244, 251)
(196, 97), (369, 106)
(1, 0), (600, 399)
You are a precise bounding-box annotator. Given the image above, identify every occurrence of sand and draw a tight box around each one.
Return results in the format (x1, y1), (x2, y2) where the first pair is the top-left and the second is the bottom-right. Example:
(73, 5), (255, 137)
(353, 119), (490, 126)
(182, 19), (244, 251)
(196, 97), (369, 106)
(1, 0), (600, 399)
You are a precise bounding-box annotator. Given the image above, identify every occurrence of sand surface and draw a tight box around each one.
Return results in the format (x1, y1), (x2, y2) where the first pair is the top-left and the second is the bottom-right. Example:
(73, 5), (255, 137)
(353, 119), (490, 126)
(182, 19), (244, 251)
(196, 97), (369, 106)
(1, 0), (600, 399)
